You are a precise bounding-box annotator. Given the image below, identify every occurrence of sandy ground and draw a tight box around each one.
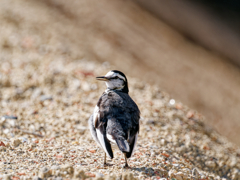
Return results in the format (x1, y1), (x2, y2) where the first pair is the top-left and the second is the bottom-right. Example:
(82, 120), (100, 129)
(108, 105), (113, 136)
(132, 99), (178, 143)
(0, 0), (240, 179)
(0, 57), (239, 180)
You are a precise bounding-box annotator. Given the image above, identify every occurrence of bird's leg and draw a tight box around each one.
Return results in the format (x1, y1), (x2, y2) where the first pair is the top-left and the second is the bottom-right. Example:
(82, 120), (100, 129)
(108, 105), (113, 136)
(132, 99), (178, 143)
(123, 153), (129, 168)
(103, 152), (107, 166)
(127, 131), (130, 143)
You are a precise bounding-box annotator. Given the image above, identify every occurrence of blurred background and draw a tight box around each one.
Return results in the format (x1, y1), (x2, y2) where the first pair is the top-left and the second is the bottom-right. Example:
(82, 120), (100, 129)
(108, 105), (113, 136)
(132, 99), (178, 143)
(0, 0), (240, 145)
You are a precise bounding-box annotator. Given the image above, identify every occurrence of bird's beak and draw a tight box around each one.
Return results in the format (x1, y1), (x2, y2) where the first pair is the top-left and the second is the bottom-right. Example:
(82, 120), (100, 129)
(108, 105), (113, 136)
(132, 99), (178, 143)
(96, 76), (109, 81)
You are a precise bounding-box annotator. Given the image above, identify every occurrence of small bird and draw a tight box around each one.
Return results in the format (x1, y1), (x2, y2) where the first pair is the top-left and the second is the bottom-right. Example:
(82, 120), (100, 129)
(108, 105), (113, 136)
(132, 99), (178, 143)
(88, 70), (140, 167)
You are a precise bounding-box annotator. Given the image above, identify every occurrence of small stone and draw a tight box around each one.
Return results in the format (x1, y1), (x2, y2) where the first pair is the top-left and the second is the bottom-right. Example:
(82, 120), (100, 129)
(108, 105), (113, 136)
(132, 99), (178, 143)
(200, 174), (206, 179)
(169, 99), (175, 105)
(160, 139), (166, 145)
(168, 169), (177, 178)
(122, 172), (137, 180)
(186, 111), (194, 118)
(182, 168), (191, 174)
(192, 168), (199, 178)
(50, 165), (60, 176)
(95, 173), (104, 178)
(71, 141), (79, 145)
(3, 129), (9, 134)
(3, 174), (11, 180)
(19, 137), (28, 143)
(175, 174), (183, 180)
(176, 172), (187, 180)
(182, 173), (188, 180)
(73, 169), (86, 179)
(232, 168), (240, 180)
(40, 95), (53, 101)
(176, 172), (184, 176)
(38, 167), (51, 178)
(61, 164), (74, 175)
(205, 161), (216, 168)
(11, 138), (21, 147)
(0, 142), (6, 147)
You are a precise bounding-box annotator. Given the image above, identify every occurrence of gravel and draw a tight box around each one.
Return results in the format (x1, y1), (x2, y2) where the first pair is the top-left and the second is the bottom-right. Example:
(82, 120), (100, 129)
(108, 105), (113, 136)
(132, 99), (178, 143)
(0, 27), (240, 180)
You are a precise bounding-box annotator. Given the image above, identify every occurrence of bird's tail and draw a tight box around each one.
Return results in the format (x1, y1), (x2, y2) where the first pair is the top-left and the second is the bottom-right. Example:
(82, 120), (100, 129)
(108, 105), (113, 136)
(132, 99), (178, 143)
(116, 138), (130, 153)
(107, 118), (130, 153)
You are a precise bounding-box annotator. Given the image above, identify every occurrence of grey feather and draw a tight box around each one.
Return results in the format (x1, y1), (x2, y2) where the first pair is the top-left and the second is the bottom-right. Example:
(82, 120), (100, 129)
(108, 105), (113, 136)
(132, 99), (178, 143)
(96, 91), (140, 155)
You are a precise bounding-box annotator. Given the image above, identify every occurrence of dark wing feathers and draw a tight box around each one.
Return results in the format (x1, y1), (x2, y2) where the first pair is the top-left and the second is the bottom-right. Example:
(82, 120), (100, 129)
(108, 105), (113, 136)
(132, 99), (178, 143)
(98, 91), (140, 133)
(98, 123), (114, 158)
(126, 135), (137, 158)
(94, 91), (140, 157)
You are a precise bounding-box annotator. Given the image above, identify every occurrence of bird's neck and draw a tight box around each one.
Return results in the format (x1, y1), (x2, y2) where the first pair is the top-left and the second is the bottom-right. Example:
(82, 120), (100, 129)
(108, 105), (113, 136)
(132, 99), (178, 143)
(105, 87), (128, 94)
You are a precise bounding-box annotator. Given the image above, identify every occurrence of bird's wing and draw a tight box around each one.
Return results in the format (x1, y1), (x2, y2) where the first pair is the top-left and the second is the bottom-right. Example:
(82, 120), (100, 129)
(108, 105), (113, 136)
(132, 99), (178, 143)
(105, 92), (140, 157)
(121, 92), (140, 158)
(126, 124), (139, 158)
(93, 102), (114, 159)
(88, 115), (101, 148)
(93, 105), (100, 128)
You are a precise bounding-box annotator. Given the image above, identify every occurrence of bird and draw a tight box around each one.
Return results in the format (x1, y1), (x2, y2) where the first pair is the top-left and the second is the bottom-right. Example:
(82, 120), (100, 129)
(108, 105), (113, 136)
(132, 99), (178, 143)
(88, 70), (140, 167)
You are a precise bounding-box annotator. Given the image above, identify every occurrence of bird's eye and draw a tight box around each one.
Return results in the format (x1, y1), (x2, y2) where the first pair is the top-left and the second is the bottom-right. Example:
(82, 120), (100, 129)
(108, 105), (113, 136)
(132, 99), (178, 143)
(112, 76), (118, 79)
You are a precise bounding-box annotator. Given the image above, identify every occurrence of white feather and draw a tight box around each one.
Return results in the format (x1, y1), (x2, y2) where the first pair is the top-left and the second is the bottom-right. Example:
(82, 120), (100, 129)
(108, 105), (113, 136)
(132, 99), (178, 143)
(130, 133), (138, 157)
(96, 129), (112, 158)
(93, 105), (99, 128)
(107, 133), (116, 144)
(89, 119), (102, 148)
(105, 79), (124, 90)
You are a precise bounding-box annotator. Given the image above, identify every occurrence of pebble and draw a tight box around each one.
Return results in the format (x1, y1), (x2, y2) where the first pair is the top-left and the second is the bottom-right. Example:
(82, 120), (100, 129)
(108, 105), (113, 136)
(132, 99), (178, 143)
(73, 169), (86, 179)
(38, 167), (51, 178)
(205, 160), (216, 168)
(50, 165), (60, 176)
(61, 164), (74, 175)
(11, 138), (21, 147)
(175, 174), (183, 180)
(168, 169), (177, 178)
(96, 172), (104, 178)
(40, 95), (53, 101)
(192, 168), (199, 178)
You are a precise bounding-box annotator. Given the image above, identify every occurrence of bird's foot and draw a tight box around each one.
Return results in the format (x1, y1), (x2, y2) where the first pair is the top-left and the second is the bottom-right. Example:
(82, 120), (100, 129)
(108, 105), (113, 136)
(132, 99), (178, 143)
(103, 163), (107, 167)
(122, 163), (129, 168)
(102, 163), (113, 167)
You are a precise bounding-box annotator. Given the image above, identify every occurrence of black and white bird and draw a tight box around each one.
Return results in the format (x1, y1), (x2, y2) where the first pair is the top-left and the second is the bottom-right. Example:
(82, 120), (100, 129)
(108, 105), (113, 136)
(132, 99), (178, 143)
(88, 70), (140, 167)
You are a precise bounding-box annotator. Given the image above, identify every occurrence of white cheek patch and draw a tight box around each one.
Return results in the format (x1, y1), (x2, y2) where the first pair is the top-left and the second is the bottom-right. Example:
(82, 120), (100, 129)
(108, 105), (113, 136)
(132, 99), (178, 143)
(105, 79), (124, 89)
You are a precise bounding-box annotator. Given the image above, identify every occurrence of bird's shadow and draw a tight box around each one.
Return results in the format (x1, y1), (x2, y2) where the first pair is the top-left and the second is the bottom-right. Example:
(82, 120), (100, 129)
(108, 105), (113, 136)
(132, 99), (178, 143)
(96, 161), (166, 178)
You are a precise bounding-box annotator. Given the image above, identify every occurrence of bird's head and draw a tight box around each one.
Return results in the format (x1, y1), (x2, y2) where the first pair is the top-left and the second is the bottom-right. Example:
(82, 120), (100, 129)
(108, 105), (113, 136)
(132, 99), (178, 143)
(96, 70), (129, 93)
